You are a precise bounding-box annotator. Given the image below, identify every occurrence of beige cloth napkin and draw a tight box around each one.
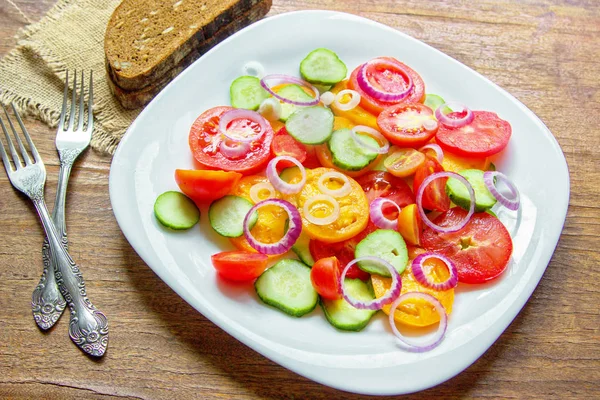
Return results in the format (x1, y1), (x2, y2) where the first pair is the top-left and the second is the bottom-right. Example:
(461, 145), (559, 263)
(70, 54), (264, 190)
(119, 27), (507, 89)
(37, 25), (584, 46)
(0, 0), (138, 154)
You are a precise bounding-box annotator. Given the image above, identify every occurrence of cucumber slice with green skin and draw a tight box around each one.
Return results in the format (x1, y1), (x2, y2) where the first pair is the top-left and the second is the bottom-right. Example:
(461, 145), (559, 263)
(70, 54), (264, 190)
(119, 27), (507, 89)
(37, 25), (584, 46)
(285, 106), (334, 145)
(230, 76), (270, 110)
(355, 229), (409, 277)
(446, 169), (497, 212)
(300, 48), (348, 86)
(291, 232), (315, 267)
(154, 191), (200, 230)
(208, 195), (258, 238)
(424, 93), (451, 113)
(320, 279), (377, 331)
(255, 259), (318, 317)
(328, 128), (378, 171)
(276, 84), (316, 122)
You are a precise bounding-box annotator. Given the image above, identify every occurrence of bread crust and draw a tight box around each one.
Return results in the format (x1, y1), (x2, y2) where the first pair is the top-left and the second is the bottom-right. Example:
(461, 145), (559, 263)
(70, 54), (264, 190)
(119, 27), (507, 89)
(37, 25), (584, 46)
(105, 0), (271, 91)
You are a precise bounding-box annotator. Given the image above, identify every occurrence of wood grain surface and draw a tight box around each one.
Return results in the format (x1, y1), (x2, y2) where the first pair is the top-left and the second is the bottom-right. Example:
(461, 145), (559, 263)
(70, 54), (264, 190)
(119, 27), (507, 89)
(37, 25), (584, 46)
(0, 0), (598, 399)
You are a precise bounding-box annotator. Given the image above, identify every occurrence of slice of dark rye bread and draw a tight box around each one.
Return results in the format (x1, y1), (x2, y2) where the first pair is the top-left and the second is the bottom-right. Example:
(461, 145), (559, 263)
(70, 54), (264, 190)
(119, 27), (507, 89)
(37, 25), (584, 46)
(107, 0), (271, 109)
(105, 0), (271, 91)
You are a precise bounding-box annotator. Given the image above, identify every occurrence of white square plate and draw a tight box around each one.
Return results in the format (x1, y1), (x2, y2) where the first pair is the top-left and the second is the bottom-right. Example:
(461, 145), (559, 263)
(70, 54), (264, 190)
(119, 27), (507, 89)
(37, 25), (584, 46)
(109, 10), (569, 395)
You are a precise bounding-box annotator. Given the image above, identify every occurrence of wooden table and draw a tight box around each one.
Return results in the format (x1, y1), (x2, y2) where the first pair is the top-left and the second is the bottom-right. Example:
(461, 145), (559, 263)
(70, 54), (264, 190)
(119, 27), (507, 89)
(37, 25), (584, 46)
(0, 0), (598, 398)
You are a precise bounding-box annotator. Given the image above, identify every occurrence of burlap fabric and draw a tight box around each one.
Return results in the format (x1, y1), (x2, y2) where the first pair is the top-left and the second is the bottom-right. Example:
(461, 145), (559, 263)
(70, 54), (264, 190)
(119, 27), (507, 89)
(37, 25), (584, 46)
(0, 0), (137, 154)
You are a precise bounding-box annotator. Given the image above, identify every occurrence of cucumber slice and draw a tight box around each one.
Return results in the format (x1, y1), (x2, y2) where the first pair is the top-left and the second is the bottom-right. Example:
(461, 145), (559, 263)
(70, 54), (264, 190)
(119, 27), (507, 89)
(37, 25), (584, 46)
(285, 106), (334, 145)
(230, 76), (269, 110)
(446, 169), (497, 212)
(291, 232), (315, 267)
(208, 195), (257, 238)
(355, 229), (409, 277)
(327, 128), (378, 171)
(255, 259), (318, 317)
(321, 279), (377, 331)
(300, 48), (347, 86)
(275, 84), (315, 121)
(154, 191), (200, 230)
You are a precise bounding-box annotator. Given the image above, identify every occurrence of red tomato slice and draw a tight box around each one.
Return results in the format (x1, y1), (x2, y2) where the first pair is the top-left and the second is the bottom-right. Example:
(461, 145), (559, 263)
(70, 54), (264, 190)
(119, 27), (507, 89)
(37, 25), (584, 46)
(436, 111), (512, 158)
(377, 103), (438, 148)
(189, 106), (274, 175)
(347, 57), (426, 115)
(272, 127), (308, 169)
(421, 207), (513, 284)
(174, 169), (242, 203)
(310, 256), (342, 300)
(309, 222), (378, 281)
(413, 155), (450, 212)
(211, 251), (269, 281)
(355, 171), (416, 218)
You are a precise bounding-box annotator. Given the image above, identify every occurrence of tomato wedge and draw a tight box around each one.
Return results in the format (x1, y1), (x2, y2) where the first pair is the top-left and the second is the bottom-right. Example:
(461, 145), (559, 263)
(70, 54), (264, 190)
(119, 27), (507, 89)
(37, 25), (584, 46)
(189, 106), (274, 175)
(174, 169), (242, 203)
(355, 171), (415, 211)
(421, 207), (513, 284)
(310, 256), (342, 300)
(436, 111), (511, 158)
(384, 147), (426, 178)
(413, 155), (450, 212)
(347, 57), (426, 115)
(211, 251), (269, 281)
(377, 103), (438, 148)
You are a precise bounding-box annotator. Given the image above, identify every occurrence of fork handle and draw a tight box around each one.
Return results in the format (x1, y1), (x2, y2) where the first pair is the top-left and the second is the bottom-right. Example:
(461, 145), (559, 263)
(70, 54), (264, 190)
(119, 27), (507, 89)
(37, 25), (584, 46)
(32, 198), (108, 357)
(32, 162), (72, 330)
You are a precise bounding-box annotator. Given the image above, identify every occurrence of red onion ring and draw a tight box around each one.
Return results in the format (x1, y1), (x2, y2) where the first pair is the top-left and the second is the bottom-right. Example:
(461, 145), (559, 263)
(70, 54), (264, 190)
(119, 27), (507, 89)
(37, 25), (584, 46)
(260, 74), (320, 106)
(419, 143), (444, 164)
(389, 292), (448, 352)
(434, 102), (474, 128)
(357, 58), (414, 102)
(350, 126), (390, 155)
(243, 199), (302, 255)
(266, 156), (307, 194)
(218, 109), (268, 143)
(484, 171), (520, 211)
(411, 253), (458, 291)
(219, 140), (250, 159)
(340, 256), (401, 310)
(370, 197), (401, 230)
(416, 171), (475, 233)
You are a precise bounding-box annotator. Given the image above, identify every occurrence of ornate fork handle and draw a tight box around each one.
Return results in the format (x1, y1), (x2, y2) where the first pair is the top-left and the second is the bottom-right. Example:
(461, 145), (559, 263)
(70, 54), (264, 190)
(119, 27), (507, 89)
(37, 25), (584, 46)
(32, 196), (108, 357)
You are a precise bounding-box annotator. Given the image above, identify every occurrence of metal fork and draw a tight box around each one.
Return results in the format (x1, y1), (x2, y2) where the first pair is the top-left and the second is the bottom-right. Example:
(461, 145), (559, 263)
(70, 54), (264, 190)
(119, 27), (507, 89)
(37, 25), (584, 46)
(32, 70), (93, 330)
(0, 102), (108, 357)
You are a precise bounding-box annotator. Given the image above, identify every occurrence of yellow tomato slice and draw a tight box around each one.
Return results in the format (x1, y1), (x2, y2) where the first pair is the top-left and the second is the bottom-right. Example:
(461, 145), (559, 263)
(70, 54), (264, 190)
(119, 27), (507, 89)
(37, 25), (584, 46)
(333, 116), (354, 130)
(441, 151), (490, 172)
(287, 168), (369, 243)
(329, 80), (379, 130)
(371, 260), (454, 327)
(228, 176), (287, 253)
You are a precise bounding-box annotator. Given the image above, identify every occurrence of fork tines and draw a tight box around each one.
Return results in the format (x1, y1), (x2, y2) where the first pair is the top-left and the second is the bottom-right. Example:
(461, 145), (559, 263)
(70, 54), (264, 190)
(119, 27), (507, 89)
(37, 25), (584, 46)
(59, 69), (94, 133)
(0, 103), (41, 173)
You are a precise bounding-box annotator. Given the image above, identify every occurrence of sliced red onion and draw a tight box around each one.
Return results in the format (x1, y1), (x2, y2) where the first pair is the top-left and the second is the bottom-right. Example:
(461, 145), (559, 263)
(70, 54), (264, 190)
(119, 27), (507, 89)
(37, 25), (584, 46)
(219, 140), (250, 159)
(434, 102), (474, 128)
(341, 256), (401, 310)
(412, 253), (458, 291)
(249, 182), (276, 204)
(260, 74), (320, 106)
(370, 197), (401, 230)
(484, 171), (520, 211)
(219, 109), (268, 143)
(317, 171), (352, 198)
(243, 199), (301, 255)
(303, 194), (340, 226)
(320, 91), (335, 106)
(350, 125), (389, 154)
(419, 143), (444, 164)
(357, 59), (413, 102)
(258, 98), (282, 121)
(389, 292), (447, 352)
(266, 156), (306, 194)
(416, 171), (475, 233)
(333, 89), (361, 111)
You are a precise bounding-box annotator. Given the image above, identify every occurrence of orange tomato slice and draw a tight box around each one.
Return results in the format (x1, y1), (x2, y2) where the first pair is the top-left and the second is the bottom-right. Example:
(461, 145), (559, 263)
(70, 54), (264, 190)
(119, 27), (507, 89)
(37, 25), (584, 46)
(228, 176), (287, 253)
(384, 147), (426, 178)
(175, 169), (242, 203)
(441, 151), (491, 172)
(286, 168), (369, 243)
(371, 260), (454, 327)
